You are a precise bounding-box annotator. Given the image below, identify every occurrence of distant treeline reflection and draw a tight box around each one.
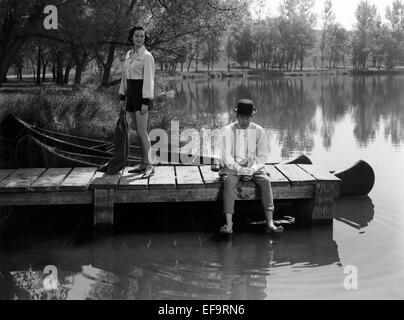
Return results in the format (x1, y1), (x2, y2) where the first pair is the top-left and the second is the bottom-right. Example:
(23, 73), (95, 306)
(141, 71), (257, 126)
(171, 76), (404, 155)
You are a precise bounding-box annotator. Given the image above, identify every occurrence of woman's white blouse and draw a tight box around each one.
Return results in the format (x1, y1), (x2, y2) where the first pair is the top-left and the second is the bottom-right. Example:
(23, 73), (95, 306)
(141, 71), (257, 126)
(119, 45), (155, 100)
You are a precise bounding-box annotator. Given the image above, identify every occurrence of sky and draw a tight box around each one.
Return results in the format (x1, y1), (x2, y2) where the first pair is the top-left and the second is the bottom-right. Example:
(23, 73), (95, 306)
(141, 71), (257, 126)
(250, 0), (396, 30)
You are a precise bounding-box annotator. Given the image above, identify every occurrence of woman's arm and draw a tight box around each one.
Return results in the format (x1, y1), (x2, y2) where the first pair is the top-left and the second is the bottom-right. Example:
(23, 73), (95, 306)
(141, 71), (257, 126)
(142, 53), (155, 105)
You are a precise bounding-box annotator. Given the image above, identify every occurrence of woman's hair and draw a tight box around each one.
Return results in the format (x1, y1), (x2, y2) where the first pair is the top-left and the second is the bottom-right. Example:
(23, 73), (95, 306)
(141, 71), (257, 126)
(127, 26), (150, 45)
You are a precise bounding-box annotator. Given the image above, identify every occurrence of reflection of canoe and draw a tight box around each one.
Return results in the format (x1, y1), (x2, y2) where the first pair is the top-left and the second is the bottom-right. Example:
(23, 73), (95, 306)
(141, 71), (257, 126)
(334, 160), (375, 197)
(334, 196), (375, 229)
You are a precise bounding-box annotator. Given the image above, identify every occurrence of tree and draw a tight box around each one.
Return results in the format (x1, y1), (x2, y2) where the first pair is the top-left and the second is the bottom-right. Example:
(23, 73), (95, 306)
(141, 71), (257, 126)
(1, 0), (251, 88)
(201, 34), (222, 71)
(294, 17), (316, 70)
(320, 0), (335, 69)
(91, 0), (144, 86)
(252, 22), (270, 69)
(225, 33), (236, 71)
(326, 23), (349, 68)
(252, 0), (268, 21)
(278, 0), (316, 70)
(351, 0), (378, 69)
(385, 0), (404, 68)
(145, 0), (251, 73)
(232, 26), (254, 67)
(0, 0), (58, 87)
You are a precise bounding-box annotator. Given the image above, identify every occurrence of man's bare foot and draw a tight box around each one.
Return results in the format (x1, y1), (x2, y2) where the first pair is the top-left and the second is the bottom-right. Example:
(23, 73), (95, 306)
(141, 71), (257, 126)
(265, 224), (284, 234)
(219, 224), (233, 234)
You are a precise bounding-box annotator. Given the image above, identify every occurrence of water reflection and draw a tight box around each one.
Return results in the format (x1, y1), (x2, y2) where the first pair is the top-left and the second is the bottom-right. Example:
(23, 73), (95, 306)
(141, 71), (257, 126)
(1, 75), (403, 299)
(334, 196), (375, 230)
(171, 76), (404, 156)
(1, 225), (341, 300)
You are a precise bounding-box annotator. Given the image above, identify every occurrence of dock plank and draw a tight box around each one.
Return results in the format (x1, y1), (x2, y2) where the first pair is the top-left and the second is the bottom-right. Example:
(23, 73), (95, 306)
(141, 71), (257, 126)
(0, 168), (45, 192)
(0, 169), (15, 183)
(59, 167), (97, 191)
(30, 168), (72, 192)
(115, 184), (315, 203)
(175, 166), (204, 189)
(0, 191), (93, 205)
(275, 164), (316, 184)
(90, 170), (122, 189)
(297, 164), (341, 182)
(148, 166), (176, 189)
(199, 166), (222, 188)
(265, 165), (289, 183)
(119, 167), (148, 190)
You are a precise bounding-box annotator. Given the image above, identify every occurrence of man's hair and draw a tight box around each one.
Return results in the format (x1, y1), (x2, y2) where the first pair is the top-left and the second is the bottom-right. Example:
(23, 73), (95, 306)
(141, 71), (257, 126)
(128, 26), (150, 45)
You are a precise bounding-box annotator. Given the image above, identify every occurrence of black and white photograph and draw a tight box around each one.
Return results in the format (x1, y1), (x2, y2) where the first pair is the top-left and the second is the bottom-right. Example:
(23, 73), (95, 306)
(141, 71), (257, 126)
(0, 0), (403, 304)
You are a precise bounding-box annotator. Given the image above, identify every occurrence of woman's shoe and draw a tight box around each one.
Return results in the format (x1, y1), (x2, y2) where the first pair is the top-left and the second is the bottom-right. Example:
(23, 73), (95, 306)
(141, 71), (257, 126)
(142, 165), (155, 179)
(128, 162), (147, 173)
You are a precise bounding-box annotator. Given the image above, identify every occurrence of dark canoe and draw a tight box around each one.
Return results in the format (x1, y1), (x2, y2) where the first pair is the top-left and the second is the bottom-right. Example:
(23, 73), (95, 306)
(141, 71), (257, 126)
(1, 114), (375, 197)
(14, 134), (216, 167)
(1, 113), (119, 152)
(285, 154), (312, 165)
(210, 154), (313, 171)
(334, 160), (375, 197)
(1, 114), (212, 165)
(15, 133), (314, 169)
(14, 134), (140, 167)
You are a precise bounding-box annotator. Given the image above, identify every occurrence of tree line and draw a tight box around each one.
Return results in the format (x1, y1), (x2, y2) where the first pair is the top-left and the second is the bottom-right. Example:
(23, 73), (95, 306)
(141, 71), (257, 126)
(227, 0), (404, 71)
(1, 0), (404, 90)
(0, 0), (250, 88)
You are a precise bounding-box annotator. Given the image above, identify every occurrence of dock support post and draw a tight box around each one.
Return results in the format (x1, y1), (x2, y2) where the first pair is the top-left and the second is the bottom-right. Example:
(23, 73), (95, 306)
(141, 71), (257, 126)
(311, 183), (335, 224)
(0, 206), (12, 241)
(93, 189), (114, 228)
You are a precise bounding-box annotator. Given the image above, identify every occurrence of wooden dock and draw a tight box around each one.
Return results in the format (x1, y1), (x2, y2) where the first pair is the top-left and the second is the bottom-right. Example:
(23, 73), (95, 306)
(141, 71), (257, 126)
(0, 164), (341, 228)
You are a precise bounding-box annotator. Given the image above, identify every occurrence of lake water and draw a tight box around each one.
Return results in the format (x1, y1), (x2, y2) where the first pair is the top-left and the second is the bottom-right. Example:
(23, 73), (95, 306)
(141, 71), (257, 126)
(1, 75), (404, 299)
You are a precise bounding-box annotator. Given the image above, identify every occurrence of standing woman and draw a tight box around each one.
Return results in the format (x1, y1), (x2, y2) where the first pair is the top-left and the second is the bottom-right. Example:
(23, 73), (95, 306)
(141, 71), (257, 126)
(119, 26), (155, 178)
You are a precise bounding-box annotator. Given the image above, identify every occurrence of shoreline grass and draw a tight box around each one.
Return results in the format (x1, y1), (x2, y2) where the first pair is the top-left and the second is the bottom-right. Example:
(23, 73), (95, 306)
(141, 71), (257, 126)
(0, 79), (175, 169)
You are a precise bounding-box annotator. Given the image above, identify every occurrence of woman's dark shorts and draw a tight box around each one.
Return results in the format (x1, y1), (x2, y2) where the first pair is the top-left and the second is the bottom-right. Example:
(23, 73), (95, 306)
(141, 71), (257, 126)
(126, 79), (153, 112)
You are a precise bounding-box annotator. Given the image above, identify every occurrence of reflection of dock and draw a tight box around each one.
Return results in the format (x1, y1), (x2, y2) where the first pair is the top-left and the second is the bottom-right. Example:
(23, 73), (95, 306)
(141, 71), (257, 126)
(0, 164), (340, 228)
(1, 225), (339, 300)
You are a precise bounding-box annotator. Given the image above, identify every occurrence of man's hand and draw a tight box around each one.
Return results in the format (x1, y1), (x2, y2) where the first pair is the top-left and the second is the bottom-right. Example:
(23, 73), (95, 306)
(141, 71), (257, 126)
(140, 104), (148, 114)
(241, 175), (253, 182)
(239, 167), (254, 176)
(239, 167), (254, 180)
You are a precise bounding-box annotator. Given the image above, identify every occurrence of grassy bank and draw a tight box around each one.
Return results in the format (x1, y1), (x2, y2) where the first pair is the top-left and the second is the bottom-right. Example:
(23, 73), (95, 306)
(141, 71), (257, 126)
(0, 78), (175, 168)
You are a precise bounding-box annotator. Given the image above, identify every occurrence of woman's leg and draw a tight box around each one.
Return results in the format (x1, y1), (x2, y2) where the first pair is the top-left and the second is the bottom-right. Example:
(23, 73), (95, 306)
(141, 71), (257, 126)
(127, 112), (146, 172)
(134, 110), (152, 166)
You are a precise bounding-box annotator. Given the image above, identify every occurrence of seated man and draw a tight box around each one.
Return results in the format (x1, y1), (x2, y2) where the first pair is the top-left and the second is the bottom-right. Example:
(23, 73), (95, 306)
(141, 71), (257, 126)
(217, 99), (283, 235)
